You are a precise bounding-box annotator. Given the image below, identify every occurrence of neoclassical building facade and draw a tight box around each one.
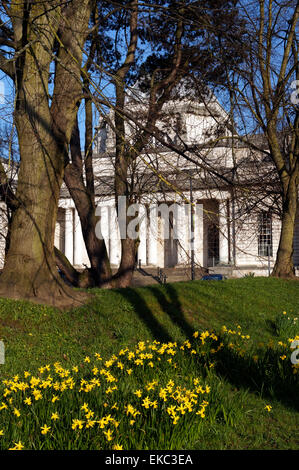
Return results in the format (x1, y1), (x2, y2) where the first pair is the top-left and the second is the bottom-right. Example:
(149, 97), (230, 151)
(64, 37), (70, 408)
(54, 91), (299, 277)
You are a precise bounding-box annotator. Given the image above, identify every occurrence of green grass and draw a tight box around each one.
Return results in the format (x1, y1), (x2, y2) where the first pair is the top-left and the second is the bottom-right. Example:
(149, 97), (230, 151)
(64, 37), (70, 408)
(0, 276), (298, 450)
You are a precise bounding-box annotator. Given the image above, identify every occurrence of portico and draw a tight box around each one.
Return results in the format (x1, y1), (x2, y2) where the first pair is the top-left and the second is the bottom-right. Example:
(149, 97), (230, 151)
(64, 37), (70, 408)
(55, 193), (231, 271)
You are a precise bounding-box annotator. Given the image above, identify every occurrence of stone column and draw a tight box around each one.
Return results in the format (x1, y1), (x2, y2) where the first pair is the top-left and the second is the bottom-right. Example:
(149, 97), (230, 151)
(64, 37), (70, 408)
(73, 209), (85, 267)
(177, 204), (189, 265)
(109, 204), (121, 267)
(219, 200), (229, 264)
(138, 204), (147, 266)
(99, 204), (110, 257)
(148, 204), (158, 266)
(65, 207), (74, 264)
(194, 202), (204, 267)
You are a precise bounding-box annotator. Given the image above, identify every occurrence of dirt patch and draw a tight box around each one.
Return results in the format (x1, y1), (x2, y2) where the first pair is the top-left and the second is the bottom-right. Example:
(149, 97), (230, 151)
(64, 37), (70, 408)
(0, 317), (25, 331)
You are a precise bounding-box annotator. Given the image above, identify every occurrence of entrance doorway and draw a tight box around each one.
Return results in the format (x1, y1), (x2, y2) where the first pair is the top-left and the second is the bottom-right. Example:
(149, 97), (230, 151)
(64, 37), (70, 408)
(207, 223), (219, 266)
(157, 206), (178, 267)
(201, 199), (220, 268)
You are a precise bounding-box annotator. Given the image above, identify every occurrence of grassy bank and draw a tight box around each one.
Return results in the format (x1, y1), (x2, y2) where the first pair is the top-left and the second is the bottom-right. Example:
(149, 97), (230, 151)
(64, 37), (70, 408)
(0, 277), (298, 449)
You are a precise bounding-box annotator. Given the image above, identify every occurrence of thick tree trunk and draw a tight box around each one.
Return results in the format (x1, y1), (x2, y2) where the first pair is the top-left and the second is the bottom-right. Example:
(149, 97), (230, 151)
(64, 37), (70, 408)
(113, 238), (138, 288)
(0, 143), (88, 308)
(0, 0), (94, 308)
(55, 246), (80, 287)
(64, 162), (113, 288)
(272, 176), (297, 278)
(55, 246), (95, 288)
(0, 97), (82, 306)
(0, 112), (89, 308)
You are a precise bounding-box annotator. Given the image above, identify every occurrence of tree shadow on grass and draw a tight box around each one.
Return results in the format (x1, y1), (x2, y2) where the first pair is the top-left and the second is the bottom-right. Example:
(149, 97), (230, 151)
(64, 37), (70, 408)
(198, 335), (299, 412)
(147, 283), (195, 339)
(118, 281), (197, 346)
(117, 287), (174, 344)
(118, 282), (299, 413)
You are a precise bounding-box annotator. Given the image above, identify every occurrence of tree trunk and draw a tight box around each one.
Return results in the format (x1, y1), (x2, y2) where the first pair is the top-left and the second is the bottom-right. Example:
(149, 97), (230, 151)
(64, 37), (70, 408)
(272, 176), (297, 278)
(55, 246), (95, 288)
(113, 237), (138, 288)
(0, 0), (94, 308)
(0, 141), (88, 308)
(64, 162), (113, 288)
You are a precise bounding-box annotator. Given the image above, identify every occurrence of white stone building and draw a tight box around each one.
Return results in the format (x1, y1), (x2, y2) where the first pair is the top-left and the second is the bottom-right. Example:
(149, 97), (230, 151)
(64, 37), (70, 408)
(54, 90), (299, 278)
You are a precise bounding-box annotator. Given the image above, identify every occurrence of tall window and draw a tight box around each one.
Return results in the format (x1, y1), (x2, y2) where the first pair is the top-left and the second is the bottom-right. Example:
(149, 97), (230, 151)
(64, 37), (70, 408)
(258, 211), (273, 256)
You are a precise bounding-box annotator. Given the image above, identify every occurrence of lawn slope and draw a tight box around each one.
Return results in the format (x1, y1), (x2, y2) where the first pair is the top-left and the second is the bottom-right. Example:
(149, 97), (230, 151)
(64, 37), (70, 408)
(0, 277), (298, 450)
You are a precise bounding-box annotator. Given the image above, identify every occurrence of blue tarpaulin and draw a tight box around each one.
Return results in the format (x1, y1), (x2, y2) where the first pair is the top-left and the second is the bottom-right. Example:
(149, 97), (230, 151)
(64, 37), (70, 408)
(201, 274), (223, 281)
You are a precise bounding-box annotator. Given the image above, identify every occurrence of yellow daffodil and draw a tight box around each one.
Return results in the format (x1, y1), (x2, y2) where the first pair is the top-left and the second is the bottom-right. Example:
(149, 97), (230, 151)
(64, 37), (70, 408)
(9, 441), (24, 450)
(86, 420), (96, 428)
(113, 444), (123, 450)
(41, 424), (51, 435)
(103, 429), (113, 441)
(13, 408), (20, 418)
(72, 419), (84, 430)
(51, 395), (59, 403)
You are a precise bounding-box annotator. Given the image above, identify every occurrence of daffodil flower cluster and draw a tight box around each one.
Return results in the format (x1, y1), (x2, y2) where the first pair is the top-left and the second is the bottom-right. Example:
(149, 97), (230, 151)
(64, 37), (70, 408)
(0, 320), (295, 450)
(0, 336), (215, 450)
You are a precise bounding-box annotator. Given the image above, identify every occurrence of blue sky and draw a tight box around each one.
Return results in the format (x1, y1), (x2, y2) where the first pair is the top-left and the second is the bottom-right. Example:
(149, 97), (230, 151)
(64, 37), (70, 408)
(0, 0), (296, 158)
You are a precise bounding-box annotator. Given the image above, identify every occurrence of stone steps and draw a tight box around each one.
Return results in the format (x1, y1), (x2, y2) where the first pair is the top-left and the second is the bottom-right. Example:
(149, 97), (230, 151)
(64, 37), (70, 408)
(130, 266), (207, 286)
